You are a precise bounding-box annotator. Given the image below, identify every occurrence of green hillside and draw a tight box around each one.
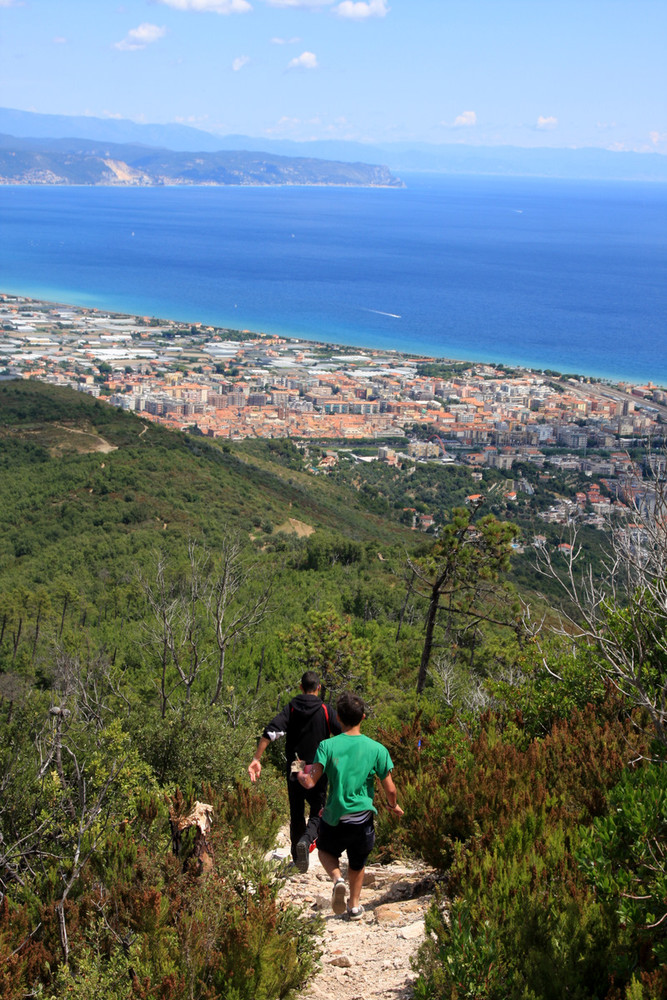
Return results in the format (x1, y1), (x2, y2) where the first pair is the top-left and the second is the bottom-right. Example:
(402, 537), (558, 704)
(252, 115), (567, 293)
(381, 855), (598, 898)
(0, 379), (416, 574)
(1, 380), (665, 1000)
(0, 379), (425, 701)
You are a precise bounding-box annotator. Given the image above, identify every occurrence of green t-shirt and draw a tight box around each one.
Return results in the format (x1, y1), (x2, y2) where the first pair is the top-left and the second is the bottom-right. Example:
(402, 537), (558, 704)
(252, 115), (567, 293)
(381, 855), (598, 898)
(314, 732), (393, 826)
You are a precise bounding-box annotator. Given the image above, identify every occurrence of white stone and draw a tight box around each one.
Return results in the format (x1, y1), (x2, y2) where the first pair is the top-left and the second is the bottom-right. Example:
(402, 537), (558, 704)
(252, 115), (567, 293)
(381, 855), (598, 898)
(398, 920), (425, 940)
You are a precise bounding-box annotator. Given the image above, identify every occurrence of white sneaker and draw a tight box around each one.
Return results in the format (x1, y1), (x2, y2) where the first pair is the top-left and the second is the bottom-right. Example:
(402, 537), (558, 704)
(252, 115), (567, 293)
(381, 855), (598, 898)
(332, 879), (347, 915)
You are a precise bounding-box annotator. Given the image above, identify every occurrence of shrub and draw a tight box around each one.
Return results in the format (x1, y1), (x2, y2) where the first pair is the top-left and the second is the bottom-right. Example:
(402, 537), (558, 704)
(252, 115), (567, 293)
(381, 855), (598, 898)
(577, 763), (667, 992)
(2, 783), (315, 1000)
(381, 696), (657, 999)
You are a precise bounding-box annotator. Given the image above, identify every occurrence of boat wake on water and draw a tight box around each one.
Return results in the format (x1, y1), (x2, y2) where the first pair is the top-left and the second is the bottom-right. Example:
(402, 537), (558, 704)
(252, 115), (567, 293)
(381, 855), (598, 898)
(363, 308), (402, 319)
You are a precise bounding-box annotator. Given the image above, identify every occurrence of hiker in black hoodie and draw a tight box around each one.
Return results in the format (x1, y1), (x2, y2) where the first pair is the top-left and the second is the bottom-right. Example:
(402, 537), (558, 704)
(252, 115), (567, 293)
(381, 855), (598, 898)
(248, 671), (340, 873)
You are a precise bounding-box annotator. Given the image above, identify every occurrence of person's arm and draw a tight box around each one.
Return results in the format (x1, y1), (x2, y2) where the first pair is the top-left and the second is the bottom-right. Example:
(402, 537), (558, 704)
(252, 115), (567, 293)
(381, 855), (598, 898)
(248, 735), (270, 783)
(381, 772), (404, 816)
(297, 761), (324, 790)
(248, 701), (291, 782)
(328, 705), (342, 736)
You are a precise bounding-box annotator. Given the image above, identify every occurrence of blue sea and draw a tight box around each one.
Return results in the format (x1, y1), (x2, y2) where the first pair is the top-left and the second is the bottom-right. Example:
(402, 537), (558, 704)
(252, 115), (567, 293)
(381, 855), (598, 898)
(1, 174), (666, 383)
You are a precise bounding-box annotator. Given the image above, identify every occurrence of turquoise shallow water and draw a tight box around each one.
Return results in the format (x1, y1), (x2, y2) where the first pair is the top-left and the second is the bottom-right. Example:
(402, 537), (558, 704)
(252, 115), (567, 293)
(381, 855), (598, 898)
(1, 174), (666, 383)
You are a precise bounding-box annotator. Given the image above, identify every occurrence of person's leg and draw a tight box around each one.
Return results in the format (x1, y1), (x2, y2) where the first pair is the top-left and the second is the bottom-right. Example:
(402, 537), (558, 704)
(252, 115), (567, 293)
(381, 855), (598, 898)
(303, 775), (327, 846)
(317, 821), (347, 914)
(347, 866), (365, 909)
(317, 848), (342, 884)
(287, 778), (307, 861)
(345, 818), (375, 916)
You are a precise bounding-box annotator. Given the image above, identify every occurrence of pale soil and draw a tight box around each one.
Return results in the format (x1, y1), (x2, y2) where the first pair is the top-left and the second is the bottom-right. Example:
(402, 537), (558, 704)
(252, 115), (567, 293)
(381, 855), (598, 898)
(52, 423), (117, 454)
(272, 827), (439, 1000)
(273, 517), (315, 538)
(102, 159), (147, 184)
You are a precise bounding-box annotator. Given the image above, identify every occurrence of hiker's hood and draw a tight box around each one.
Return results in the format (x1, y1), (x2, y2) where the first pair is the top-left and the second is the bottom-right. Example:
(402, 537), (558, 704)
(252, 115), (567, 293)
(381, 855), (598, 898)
(289, 693), (325, 720)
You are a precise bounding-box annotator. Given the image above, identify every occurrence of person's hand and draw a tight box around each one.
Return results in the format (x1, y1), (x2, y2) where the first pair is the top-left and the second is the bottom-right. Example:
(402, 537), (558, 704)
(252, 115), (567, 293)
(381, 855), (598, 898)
(248, 759), (262, 783)
(388, 803), (404, 817)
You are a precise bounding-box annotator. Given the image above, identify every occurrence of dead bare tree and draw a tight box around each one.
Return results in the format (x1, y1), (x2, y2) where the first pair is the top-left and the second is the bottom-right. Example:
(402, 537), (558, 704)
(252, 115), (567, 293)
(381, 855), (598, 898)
(141, 543), (212, 716)
(2, 706), (127, 966)
(535, 474), (667, 750)
(207, 535), (272, 706)
(141, 537), (272, 715)
(52, 758), (123, 965)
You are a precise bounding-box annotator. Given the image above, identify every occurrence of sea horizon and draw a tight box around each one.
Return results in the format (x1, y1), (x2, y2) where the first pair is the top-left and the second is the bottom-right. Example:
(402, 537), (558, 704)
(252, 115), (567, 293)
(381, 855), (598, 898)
(1, 174), (666, 386)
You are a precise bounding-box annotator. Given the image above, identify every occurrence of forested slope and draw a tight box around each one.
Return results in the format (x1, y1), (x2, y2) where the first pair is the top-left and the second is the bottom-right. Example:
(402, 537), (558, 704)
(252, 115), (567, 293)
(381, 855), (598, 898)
(0, 380), (665, 1000)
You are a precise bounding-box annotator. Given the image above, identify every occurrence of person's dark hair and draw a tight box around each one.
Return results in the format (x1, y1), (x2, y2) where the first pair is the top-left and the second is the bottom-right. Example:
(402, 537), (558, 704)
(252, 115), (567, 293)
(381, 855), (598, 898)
(301, 670), (320, 693)
(336, 691), (365, 727)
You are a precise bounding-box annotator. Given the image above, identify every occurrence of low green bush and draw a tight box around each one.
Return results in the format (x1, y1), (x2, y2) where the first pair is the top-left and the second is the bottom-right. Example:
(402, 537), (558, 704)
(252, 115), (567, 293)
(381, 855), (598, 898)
(577, 764), (667, 995)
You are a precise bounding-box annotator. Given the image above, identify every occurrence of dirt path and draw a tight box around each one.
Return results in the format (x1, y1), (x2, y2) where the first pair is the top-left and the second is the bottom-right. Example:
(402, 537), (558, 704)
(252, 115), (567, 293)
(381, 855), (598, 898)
(53, 423), (117, 453)
(272, 828), (437, 1000)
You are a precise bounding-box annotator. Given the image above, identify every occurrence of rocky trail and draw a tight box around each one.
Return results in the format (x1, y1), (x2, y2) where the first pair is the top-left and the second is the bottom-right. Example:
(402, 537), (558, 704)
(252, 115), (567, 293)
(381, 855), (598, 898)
(271, 828), (439, 1000)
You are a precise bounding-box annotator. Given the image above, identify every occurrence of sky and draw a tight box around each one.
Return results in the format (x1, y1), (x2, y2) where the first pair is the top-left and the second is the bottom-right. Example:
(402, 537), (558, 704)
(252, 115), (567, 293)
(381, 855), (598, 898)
(1, 0), (666, 152)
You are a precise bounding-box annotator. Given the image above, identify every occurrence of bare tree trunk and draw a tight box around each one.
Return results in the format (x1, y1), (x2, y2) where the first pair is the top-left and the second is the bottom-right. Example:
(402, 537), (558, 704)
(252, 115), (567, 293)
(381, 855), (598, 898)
(255, 645), (265, 696)
(396, 569), (415, 642)
(59, 593), (69, 639)
(11, 616), (22, 661)
(31, 601), (42, 663)
(55, 900), (69, 966)
(417, 583), (440, 695)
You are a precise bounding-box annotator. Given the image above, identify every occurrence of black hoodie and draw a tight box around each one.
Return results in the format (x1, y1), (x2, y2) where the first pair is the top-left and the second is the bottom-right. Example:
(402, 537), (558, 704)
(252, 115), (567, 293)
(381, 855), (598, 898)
(263, 693), (341, 773)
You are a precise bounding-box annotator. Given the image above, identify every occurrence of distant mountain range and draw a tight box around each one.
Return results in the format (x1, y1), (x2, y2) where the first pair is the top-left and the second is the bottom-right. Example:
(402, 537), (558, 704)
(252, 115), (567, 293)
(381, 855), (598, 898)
(1, 107), (666, 182)
(0, 132), (403, 188)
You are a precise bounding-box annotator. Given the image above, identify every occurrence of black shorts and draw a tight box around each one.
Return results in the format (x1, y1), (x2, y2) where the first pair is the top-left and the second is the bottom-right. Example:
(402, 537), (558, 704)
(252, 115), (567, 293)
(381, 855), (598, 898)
(317, 816), (375, 872)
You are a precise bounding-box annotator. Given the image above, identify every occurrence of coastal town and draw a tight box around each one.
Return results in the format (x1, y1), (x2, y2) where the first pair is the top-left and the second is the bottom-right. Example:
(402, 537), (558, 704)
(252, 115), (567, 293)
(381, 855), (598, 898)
(2, 292), (666, 519)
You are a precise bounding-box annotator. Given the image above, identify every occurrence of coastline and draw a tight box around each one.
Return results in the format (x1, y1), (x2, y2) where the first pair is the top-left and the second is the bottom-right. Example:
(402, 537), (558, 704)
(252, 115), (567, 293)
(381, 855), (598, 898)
(2, 176), (666, 387)
(2, 287), (662, 392)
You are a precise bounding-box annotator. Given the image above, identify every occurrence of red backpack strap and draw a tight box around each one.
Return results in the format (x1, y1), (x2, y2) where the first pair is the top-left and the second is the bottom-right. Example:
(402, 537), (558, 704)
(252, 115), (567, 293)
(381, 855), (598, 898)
(322, 703), (331, 736)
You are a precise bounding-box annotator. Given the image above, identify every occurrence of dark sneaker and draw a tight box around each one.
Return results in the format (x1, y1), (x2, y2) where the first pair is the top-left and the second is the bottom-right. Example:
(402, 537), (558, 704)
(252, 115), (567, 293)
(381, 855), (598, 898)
(347, 905), (364, 921)
(295, 839), (310, 874)
(332, 879), (347, 914)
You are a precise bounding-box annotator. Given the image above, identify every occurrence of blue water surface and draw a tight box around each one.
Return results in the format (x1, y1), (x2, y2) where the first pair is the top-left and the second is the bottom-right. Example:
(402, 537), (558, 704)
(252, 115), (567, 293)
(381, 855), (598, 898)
(1, 174), (666, 383)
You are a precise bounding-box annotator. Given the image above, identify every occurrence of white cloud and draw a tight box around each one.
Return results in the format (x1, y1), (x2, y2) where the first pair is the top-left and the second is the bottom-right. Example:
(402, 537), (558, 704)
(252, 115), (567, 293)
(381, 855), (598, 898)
(156, 0), (252, 13)
(232, 55), (251, 71)
(453, 110), (477, 128)
(537, 115), (558, 130)
(287, 50), (318, 70)
(53, 36), (67, 44)
(271, 36), (301, 44)
(0, 1), (24, 7)
(649, 130), (667, 147)
(114, 23), (167, 51)
(265, 0), (331, 7)
(334, 0), (388, 18)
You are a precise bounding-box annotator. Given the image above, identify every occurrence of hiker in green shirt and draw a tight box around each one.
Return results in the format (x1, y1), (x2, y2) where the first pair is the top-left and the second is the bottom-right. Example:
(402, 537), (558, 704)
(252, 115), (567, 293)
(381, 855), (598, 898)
(297, 690), (403, 920)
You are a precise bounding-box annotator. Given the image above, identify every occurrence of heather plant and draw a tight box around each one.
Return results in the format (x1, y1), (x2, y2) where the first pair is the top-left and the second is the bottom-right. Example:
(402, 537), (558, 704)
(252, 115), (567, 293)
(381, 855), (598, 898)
(487, 639), (607, 739)
(32, 932), (137, 1000)
(414, 824), (614, 1000)
(1, 778), (317, 1000)
(376, 693), (658, 999)
(577, 763), (667, 993)
(170, 778), (284, 855)
(376, 695), (642, 869)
